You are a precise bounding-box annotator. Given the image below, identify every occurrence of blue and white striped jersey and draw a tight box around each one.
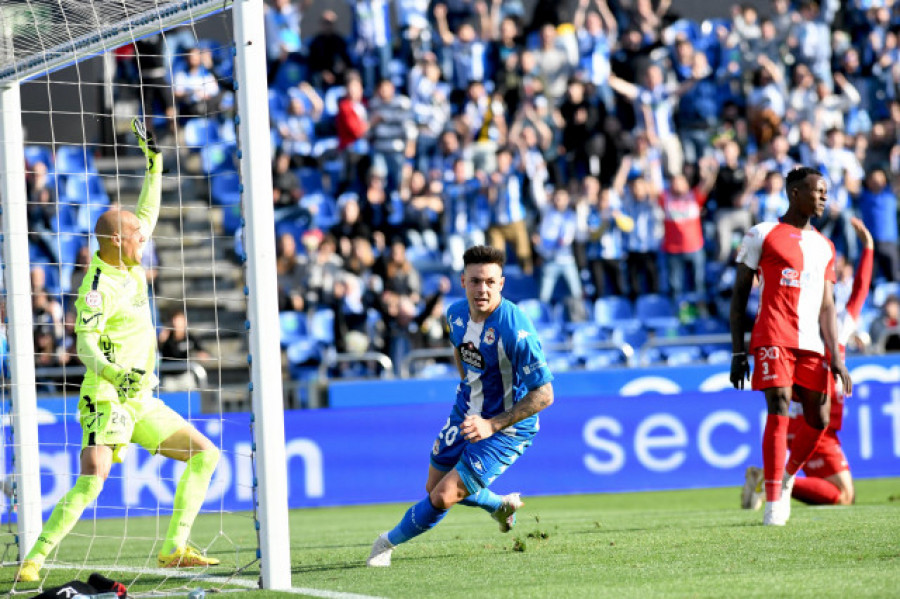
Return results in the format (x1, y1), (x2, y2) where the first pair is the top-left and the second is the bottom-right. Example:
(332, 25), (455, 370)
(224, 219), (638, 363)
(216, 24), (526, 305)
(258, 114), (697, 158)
(446, 298), (553, 435)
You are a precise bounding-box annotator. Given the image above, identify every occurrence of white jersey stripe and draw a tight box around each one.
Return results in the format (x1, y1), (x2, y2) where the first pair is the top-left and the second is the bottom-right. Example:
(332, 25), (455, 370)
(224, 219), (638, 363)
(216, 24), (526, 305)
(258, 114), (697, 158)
(463, 319), (485, 416)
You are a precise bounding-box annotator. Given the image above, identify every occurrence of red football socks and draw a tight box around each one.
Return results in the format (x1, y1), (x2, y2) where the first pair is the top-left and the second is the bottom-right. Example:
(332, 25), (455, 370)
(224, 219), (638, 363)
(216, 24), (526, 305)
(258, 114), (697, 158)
(792, 477), (841, 505)
(786, 419), (825, 476)
(762, 414), (789, 502)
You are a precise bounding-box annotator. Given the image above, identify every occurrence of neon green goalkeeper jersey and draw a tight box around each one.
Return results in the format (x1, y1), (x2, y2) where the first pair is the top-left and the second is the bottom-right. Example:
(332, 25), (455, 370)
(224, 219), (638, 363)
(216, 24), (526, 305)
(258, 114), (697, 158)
(74, 168), (161, 401)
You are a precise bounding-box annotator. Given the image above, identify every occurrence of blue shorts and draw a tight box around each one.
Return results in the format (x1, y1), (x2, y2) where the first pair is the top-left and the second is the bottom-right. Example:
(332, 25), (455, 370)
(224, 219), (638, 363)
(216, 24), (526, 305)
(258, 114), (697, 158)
(429, 406), (535, 493)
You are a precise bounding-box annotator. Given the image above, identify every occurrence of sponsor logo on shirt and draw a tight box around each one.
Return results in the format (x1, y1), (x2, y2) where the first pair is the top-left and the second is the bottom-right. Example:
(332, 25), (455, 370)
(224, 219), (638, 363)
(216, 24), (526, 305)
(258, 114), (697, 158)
(483, 328), (496, 345)
(757, 347), (780, 360)
(459, 341), (485, 370)
(522, 360), (547, 375)
(779, 268), (811, 288)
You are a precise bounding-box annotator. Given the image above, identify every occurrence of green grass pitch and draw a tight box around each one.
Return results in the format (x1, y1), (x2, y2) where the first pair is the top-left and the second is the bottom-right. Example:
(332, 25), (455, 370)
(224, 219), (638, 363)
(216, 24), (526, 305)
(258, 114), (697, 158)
(3, 478), (899, 598)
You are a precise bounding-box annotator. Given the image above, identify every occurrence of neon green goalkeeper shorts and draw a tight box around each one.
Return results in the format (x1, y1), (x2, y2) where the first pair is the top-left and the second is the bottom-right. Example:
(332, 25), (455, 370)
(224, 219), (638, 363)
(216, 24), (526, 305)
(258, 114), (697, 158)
(78, 394), (187, 463)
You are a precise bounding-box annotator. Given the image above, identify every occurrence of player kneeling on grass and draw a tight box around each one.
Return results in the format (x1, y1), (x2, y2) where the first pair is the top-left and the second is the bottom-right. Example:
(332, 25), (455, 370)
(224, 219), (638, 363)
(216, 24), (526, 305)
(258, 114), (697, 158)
(367, 246), (554, 567)
(742, 217), (874, 510)
(17, 119), (220, 584)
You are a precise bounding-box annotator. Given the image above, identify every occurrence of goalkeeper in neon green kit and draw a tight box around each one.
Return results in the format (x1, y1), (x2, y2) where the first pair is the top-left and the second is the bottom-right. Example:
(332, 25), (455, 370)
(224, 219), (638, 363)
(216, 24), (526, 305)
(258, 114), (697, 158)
(17, 119), (220, 583)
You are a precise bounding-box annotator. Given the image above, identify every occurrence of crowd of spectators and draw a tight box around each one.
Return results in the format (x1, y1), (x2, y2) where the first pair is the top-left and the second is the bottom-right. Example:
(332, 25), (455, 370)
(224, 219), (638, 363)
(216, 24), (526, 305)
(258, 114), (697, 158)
(14, 0), (900, 386)
(259, 0), (900, 369)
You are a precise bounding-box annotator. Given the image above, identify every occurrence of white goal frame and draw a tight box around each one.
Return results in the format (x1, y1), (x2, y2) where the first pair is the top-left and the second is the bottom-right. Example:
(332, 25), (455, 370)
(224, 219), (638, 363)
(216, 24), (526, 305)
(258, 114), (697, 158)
(0, 0), (291, 589)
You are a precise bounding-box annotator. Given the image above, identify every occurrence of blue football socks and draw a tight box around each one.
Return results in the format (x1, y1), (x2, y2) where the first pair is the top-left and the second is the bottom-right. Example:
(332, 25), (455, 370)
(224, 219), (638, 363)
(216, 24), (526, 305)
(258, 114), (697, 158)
(386, 497), (448, 545)
(459, 488), (503, 513)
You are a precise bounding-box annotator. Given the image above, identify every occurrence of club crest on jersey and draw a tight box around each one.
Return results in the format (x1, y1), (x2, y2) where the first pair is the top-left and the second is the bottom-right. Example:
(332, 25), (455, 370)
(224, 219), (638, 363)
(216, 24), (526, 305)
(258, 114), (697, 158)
(483, 328), (496, 345)
(85, 290), (102, 308)
(459, 341), (485, 370)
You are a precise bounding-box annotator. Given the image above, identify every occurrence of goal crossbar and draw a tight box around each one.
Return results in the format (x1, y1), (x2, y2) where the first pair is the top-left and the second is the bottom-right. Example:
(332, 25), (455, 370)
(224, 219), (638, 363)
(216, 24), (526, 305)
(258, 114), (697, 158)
(0, 0), (228, 84)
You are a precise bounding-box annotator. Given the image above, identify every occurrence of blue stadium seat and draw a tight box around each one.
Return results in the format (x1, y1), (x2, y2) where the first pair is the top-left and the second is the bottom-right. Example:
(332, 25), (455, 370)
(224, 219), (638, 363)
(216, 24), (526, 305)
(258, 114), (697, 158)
(52, 203), (78, 233)
(545, 352), (578, 373)
(268, 89), (288, 122)
(286, 338), (321, 369)
(873, 281), (900, 308)
(210, 170), (241, 206)
(183, 117), (220, 149)
(662, 346), (703, 367)
(518, 298), (553, 327)
(222, 205), (242, 237)
(55, 145), (96, 175)
(570, 323), (606, 358)
(201, 141), (236, 175)
(612, 321), (648, 349)
(75, 204), (110, 234)
(594, 296), (633, 326)
(24, 145), (54, 169)
(296, 167), (323, 193)
(691, 316), (729, 335)
(304, 193), (339, 230)
(705, 348), (732, 364)
(583, 349), (626, 369)
(279, 311), (308, 348)
(64, 173), (109, 205)
(308, 308), (335, 346)
(643, 317), (682, 336)
(501, 266), (538, 302)
(635, 294), (676, 320)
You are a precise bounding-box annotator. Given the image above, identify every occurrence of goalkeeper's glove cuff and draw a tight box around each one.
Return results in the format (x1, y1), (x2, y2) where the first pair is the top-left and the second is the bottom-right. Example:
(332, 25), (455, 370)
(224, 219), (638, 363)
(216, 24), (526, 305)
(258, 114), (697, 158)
(100, 364), (123, 384)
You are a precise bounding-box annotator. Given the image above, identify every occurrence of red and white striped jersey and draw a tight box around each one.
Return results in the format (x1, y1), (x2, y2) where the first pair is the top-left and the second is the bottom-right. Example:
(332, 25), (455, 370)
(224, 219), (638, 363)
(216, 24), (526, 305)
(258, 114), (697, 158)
(736, 222), (836, 355)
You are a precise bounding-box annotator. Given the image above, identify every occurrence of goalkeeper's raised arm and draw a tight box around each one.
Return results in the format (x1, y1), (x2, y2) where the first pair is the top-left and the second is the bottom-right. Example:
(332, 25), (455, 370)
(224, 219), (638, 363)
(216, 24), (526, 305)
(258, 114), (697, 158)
(132, 117), (163, 237)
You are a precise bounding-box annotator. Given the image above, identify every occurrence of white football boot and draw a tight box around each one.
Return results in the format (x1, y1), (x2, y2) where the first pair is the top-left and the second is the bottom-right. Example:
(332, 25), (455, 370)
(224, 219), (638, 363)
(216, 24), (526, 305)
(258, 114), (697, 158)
(366, 533), (394, 567)
(491, 493), (524, 533)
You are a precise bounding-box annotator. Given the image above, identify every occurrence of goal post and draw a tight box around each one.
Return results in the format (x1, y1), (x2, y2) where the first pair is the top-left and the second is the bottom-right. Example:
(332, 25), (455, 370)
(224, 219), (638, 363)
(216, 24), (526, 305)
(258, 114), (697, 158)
(0, 0), (290, 590)
(232, 0), (291, 590)
(0, 78), (44, 564)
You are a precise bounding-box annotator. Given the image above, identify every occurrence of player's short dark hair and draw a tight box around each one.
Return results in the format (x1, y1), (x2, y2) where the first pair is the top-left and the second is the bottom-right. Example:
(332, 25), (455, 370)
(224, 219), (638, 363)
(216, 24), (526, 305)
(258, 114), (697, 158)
(786, 166), (822, 192)
(463, 245), (505, 269)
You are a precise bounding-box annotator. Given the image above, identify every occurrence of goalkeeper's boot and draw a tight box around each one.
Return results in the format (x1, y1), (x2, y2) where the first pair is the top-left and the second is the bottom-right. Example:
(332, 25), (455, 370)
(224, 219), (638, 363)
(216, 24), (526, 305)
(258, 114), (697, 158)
(366, 532), (394, 567)
(491, 492), (524, 533)
(741, 466), (764, 510)
(15, 558), (42, 583)
(158, 545), (220, 568)
(131, 117), (161, 172)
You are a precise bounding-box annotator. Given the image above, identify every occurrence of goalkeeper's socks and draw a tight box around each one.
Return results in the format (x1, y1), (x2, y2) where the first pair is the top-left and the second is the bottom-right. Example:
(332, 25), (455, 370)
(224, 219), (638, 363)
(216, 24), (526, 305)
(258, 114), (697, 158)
(792, 477), (842, 505)
(785, 420), (826, 476)
(386, 497), (448, 545)
(459, 488), (503, 514)
(160, 448), (220, 556)
(27, 475), (104, 561)
(762, 414), (788, 502)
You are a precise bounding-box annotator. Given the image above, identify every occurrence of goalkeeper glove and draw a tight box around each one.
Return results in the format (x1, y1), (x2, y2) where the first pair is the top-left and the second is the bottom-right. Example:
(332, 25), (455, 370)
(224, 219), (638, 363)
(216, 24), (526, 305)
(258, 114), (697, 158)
(131, 117), (162, 173)
(101, 364), (147, 401)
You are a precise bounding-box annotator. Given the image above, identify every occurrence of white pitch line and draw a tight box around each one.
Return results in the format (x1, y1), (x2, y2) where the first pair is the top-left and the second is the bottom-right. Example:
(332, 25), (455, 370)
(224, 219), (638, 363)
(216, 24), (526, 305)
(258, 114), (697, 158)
(44, 563), (385, 599)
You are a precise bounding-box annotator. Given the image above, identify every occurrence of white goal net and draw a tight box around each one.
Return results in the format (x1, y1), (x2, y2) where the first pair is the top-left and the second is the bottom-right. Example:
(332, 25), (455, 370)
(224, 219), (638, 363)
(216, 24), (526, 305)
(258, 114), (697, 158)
(0, 0), (290, 593)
